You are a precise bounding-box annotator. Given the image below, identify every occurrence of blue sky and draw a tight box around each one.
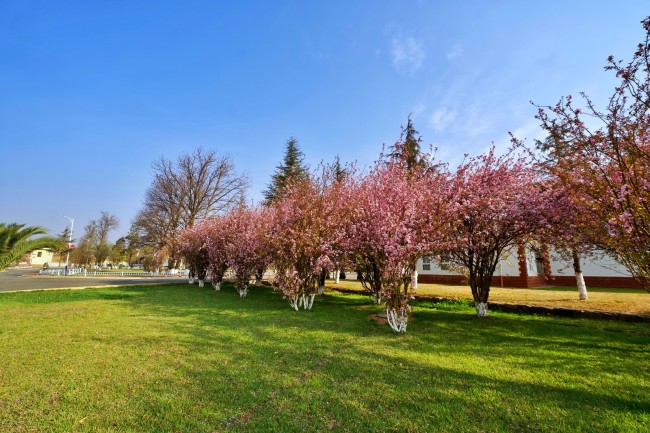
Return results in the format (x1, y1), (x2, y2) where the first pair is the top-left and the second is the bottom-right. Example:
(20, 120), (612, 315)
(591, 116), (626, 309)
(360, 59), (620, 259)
(1, 0), (647, 240)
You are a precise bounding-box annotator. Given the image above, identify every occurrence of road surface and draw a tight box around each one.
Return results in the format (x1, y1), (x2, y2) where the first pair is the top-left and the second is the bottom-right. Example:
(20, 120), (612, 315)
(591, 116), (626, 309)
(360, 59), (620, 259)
(0, 268), (188, 293)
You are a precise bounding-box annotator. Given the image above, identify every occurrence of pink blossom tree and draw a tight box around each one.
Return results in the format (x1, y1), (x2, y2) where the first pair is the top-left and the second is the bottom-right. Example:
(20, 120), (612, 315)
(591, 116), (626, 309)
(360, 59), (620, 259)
(534, 183), (600, 300)
(520, 17), (650, 291)
(345, 162), (451, 332)
(445, 148), (554, 317)
(267, 173), (343, 311)
(222, 207), (270, 298)
(178, 224), (210, 287)
(315, 162), (353, 295)
(202, 216), (231, 291)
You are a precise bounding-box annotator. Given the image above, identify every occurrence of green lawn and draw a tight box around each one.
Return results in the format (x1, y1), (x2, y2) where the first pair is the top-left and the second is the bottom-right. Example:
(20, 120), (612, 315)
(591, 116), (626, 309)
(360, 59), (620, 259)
(1, 284), (649, 432)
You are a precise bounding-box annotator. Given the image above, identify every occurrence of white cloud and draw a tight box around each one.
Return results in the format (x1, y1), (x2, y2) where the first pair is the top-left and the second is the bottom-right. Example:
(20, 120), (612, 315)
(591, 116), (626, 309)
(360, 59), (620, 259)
(391, 37), (424, 74)
(428, 107), (456, 132)
(447, 43), (463, 60)
(509, 118), (545, 142)
(485, 118), (546, 156)
(461, 103), (493, 138)
(411, 103), (427, 118)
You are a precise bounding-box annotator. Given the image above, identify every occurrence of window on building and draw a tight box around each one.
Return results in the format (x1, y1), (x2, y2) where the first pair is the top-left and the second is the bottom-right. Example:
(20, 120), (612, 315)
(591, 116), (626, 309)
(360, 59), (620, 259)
(422, 256), (431, 271)
(37, 252), (42, 258)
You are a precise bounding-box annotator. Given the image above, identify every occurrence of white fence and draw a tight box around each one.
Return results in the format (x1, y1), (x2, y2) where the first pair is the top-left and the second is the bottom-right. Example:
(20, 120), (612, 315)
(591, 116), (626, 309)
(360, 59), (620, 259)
(38, 268), (190, 277)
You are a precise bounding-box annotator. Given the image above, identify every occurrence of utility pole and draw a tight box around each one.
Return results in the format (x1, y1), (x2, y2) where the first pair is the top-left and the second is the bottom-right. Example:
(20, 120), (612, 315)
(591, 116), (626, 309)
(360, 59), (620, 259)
(63, 216), (74, 274)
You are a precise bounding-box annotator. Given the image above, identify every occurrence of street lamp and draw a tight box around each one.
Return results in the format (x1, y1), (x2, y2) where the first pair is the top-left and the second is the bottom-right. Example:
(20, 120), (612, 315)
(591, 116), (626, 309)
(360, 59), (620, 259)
(63, 215), (74, 274)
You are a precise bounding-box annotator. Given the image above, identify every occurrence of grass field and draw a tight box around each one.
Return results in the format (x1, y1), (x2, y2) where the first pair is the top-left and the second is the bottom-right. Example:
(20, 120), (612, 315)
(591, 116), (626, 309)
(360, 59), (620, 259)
(1, 283), (649, 432)
(330, 280), (650, 316)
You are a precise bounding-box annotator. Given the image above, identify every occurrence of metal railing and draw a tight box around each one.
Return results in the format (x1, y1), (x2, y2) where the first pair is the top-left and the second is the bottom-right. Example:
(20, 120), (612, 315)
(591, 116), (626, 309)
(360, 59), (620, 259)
(38, 268), (190, 277)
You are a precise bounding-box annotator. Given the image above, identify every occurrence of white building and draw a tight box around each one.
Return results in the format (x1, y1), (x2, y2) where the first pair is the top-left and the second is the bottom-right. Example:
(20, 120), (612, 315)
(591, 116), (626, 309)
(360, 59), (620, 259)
(24, 249), (55, 267)
(417, 245), (641, 289)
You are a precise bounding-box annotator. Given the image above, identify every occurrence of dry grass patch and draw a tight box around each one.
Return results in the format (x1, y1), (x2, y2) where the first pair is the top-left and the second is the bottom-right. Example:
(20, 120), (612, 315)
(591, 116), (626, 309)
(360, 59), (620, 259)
(329, 280), (650, 316)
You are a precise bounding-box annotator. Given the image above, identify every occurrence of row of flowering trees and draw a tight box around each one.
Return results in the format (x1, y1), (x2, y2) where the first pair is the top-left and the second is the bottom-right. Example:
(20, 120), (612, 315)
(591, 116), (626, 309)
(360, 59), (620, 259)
(178, 146), (567, 333)
(177, 17), (650, 333)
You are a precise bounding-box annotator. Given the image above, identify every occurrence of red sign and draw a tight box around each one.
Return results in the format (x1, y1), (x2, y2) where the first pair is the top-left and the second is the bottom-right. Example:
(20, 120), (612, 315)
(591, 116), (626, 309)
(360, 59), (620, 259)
(68, 243), (76, 249)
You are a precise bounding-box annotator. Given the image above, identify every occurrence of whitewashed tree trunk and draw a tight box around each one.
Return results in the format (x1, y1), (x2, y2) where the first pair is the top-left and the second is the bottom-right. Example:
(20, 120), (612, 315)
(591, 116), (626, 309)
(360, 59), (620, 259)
(372, 293), (382, 305)
(238, 287), (248, 298)
(572, 251), (588, 301)
(317, 285), (324, 295)
(189, 277), (194, 284)
(213, 281), (221, 291)
(335, 269), (340, 284)
(198, 279), (204, 287)
(386, 308), (407, 333)
(302, 294), (315, 310)
(576, 272), (588, 300)
(288, 296), (300, 311)
(412, 270), (418, 289)
(475, 302), (488, 317)
(255, 276), (262, 286)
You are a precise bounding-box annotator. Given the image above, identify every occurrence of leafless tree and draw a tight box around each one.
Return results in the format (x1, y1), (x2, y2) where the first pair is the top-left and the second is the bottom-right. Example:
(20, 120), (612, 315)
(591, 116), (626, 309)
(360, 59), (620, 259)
(96, 211), (119, 243)
(70, 211), (119, 266)
(133, 147), (248, 268)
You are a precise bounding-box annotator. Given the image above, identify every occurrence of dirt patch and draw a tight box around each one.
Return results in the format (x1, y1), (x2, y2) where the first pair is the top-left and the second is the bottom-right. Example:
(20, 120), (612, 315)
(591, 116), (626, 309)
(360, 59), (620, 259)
(369, 314), (388, 325)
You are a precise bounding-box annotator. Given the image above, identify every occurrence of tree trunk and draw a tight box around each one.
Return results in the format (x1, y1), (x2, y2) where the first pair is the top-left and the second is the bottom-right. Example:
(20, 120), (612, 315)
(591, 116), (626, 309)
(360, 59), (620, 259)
(386, 307), (407, 333)
(335, 269), (340, 284)
(189, 277), (194, 284)
(303, 293), (315, 310)
(470, 281), (490, 318)
(475, 302), (488, 317)
(412, 270), (418, 289)
(572, 250), (588, 300)
(213, 281), (221, 291)
(255, 268), (264, 286)
(317, 268), (327, 295)
(288, 296), (300, 311)
(238, 287), (248, 298)
(198, 279), (204, 287)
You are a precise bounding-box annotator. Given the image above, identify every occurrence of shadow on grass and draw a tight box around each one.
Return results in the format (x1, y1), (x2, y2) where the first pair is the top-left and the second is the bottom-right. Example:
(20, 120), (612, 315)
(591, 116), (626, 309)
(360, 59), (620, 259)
(2, 281), (649, 432)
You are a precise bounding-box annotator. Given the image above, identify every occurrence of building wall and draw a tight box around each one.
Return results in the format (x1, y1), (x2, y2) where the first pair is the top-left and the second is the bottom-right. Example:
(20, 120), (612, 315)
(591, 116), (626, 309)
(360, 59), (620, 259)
(29, 249), (54, 266)
(417, 245), (547, 288)
(547, 250), (641, 289)
(549, 251), (631, 277)
(416, 245), (642, 289)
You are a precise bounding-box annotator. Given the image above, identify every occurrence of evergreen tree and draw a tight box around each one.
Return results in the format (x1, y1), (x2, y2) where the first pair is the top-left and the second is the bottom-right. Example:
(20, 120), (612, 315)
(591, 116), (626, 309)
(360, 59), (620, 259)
(386, 115), (428, 171)
(264, 137), (308, 204)
(52, 227), (74, 268)
(332, 154), (346, 183)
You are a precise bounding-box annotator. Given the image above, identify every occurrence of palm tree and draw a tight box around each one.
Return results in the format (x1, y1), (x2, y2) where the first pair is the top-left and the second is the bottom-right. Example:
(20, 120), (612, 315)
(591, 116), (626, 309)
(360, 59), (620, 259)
(0, 223), (62, 270)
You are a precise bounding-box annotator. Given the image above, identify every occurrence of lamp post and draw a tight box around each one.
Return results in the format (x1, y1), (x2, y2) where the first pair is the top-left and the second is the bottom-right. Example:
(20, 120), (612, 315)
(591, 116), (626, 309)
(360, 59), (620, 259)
(63, 216), (74, 274)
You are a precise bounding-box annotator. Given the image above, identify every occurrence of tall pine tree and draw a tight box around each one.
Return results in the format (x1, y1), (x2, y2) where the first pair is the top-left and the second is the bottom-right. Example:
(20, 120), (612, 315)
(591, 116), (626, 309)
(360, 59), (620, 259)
(264, 137), (308, 204)
(386, 114), (428, 171)
(332, 154), (346, 183)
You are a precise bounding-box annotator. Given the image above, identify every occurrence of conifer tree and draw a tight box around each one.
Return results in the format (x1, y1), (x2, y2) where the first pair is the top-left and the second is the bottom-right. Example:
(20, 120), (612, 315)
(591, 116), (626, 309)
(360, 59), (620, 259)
(264, 137), (308, 204)
(332, 154), (346, 183)
(52, 227), (73, 268)
(386, 114), (428, 171)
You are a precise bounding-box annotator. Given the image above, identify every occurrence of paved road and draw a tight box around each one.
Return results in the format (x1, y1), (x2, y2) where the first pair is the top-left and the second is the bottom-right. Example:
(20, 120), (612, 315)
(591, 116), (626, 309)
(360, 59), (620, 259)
(0, 268), (188, 293)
